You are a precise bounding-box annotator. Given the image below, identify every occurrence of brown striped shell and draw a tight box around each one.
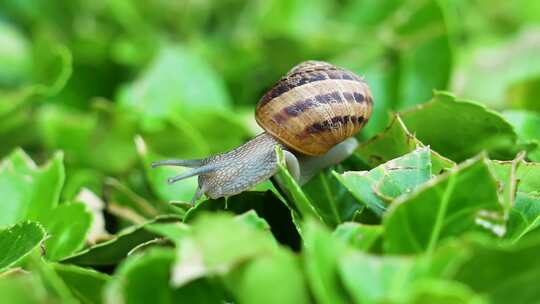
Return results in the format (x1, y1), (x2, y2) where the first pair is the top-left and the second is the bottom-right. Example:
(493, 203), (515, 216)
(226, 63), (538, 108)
(255, 61), (373, 156)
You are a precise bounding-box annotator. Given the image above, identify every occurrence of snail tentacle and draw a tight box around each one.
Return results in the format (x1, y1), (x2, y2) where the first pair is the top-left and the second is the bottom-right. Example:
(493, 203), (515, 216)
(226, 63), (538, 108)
(151, 159), (204, 168)
(167, 164), (220, 184)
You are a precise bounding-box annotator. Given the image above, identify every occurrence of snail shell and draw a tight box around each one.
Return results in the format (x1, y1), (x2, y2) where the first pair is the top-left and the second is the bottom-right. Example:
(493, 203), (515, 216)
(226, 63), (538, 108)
(255, 61), (373, 156)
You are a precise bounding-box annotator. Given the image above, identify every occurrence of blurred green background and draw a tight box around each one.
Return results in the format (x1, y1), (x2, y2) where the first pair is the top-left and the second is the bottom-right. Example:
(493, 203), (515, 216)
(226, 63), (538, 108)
(2, 2), (540, 303)
(1, 0), (539, 204)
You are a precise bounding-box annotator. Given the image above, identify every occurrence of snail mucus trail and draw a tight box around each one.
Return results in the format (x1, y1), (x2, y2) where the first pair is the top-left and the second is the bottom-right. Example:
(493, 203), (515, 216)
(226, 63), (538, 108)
(152, 61), (373, 203)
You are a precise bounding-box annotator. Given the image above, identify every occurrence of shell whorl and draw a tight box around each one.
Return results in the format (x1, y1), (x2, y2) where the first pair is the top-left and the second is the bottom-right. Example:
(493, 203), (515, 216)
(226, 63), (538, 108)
(255, 60), (373, 156)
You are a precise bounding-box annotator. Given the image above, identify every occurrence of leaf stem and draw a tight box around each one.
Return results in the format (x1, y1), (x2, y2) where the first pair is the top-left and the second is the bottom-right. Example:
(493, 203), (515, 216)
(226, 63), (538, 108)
(319, 173), (340, 225)
(426, 172), (457, 254)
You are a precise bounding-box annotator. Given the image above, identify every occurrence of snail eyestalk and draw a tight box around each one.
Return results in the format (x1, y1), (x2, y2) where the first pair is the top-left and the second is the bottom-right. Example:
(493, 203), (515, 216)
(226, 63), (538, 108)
(151, 159), (204, 168)
(166, 165), (219, 184)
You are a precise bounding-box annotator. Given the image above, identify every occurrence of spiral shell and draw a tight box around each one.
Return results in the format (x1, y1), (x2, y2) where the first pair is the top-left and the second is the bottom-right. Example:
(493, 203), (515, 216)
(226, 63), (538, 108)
(255, 61), (373, 156)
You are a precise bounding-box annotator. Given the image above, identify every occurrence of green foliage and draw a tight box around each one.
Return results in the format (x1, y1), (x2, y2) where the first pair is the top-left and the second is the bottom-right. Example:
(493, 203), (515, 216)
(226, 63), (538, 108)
(0, 222), (45, 272)
(104, 248), (226, 304)
(274, 146), (322, 222)
(303, 220), (350, 304)
(0, 149), (64, 225)
(64, 216), (178, 266)
(503, 110), (540, 161)
(336, 147), (433, 215)
(333, 222), (382, 251)
(1, 0), (540, 303)
(0, 271), (59, 304)
(356, 115), (456, 175)
(42, 203), (93, 261)
(383, 156), (503, 254)
(225, 249), (310, 304)
(507, 192), (540, 241)
(53, 264), (110, 304)
(339, 252), (458, 303)
(301, 169), (364, 227)
(401, 92), (519, 161)
(453, 232), (540, 304)
(117, 46), (231, 131)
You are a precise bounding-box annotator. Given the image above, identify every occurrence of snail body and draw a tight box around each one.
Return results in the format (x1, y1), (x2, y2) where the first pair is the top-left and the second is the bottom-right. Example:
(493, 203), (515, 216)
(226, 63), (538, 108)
(152, 61), (373, 203)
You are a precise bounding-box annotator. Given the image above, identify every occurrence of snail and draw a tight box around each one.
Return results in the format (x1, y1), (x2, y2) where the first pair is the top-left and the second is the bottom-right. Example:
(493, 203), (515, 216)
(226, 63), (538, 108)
(152, 61), (373, 203)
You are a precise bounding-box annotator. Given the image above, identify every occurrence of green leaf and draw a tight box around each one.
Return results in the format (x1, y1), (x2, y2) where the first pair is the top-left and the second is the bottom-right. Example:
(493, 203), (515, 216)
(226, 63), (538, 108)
(0, 39), (72, 157)
(302, 220), (350, 304)
(24, 252), (77, 303)
(339, 0), (401, 26)
(357, 115), (455, 174)
(0, 221), (45, 272)
(38, 104), (139, 174)
(302, 169), (363, 227)
(184, 191), (301, 250)
(0, 42), (71, 111)
(507, 192), (540, 242)
(118, 45), (231, 132)
(406, 280), (487, 304)
(333, 222), (382, 252)
(338, 0), (453, 112)
(0, 272), (51, 304)
(338, 237), (476, 304)
(43, 203), (93, 261)
(351, 57), (398, 138)
(454, 233), (540, 304)
(109, 177), (182, 222)
(452, 28), (540, 108)
(396, 1), (453, 108)
(235, 210), (272, 231)
(507, 76), (540, 113)
(490, 159), (540, 195)
(338, 252), (433, 303)
(504, 110), (540, 142)
(105, 248), (226, 304)
(384, 156), (503, 254)
(53, 263), (110, 304)
(170, 110), (250, 156)
(62, 168), (104, 203)
(172, 213), (277, 286)
(144, 222), (190, 244)
(245, 0), (331, 39)
(503, 110), (540, 161)
(0, 149), (64, 226)
(357, 115), (420, 166)
(141, 106), (250, 159)
(29, 32), (73, 97)
(63, 216), (178, 266)
(0, 21), (31, 85)
(489, 158), (540, 240)
(225, 249), (310, 304)
(273, 147), (323, 221)
(104, 177), (168, 220)
(336, 147), (433, 216)
(401, 92), (518, 161)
